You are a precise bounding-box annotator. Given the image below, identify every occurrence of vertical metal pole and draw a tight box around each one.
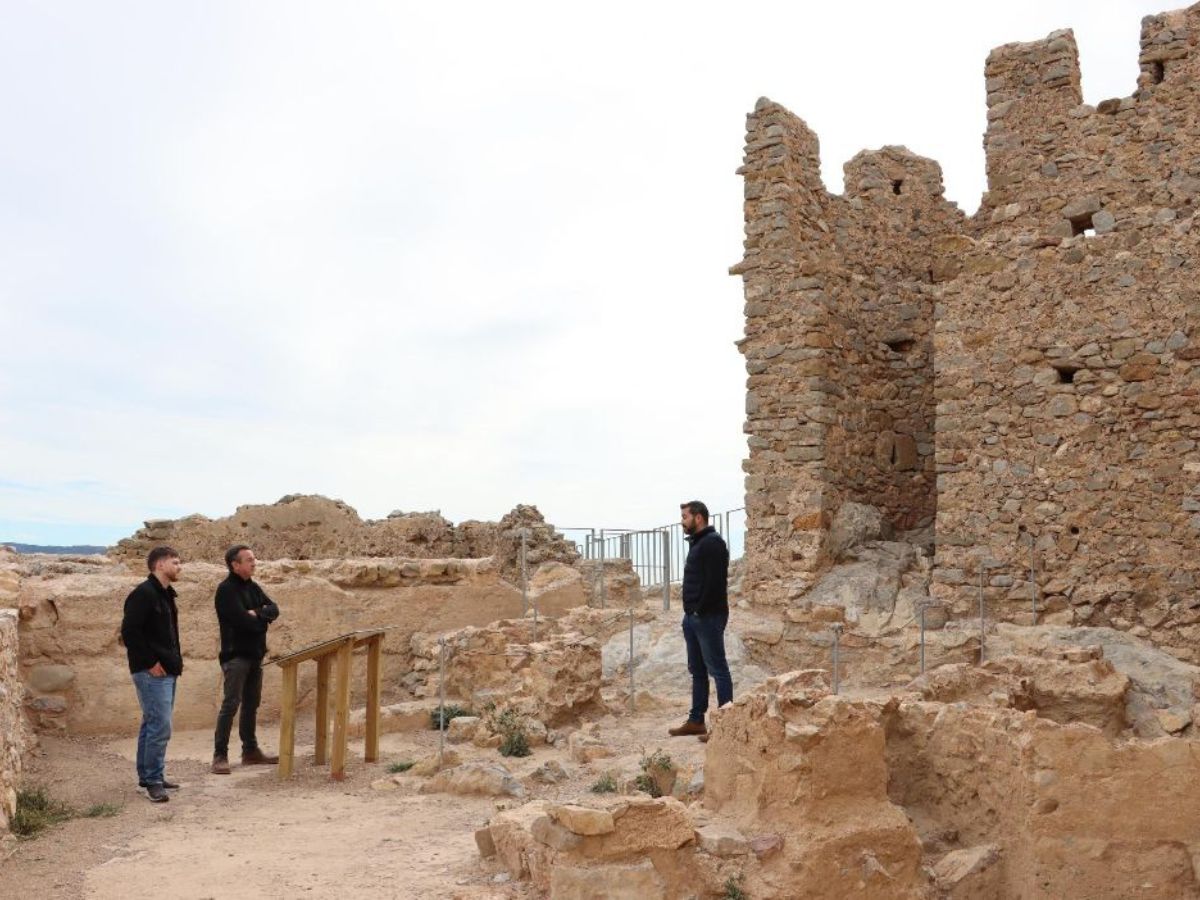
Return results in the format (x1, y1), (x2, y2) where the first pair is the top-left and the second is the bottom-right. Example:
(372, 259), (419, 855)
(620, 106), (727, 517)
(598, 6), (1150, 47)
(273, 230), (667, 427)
(661, 529), (671, 611)
(628, 604), (635, 713)
(599, 528), (607, 609)
(978, 567), (986, 664)
(520, 530), (529, 616)
(1030, 544), (1038, 621)
(831, 624), (842, 695)
(919, 604), (926, 675)
(437, 636), (447, 768)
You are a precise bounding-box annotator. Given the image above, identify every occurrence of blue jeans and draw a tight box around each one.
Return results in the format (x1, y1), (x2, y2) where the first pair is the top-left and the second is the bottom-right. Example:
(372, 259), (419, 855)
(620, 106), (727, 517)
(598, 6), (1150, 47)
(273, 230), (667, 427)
(682, 612), (732, 723)
(131, 670), (176, 785)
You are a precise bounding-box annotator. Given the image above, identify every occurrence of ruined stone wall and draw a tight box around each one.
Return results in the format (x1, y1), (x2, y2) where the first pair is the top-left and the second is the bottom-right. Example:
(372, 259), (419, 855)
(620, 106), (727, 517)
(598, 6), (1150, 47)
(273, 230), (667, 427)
(735, 103), (960, 603)
(933, 9), (1200, 660)
(0, 607), (29, 859)
(5, 554), (592, 735)
(108, 496), (578, 585)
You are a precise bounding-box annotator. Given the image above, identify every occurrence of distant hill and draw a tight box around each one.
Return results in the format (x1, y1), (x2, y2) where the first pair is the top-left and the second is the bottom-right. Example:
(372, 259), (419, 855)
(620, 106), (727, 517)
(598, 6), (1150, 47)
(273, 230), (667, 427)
(2, 543), (108, 555)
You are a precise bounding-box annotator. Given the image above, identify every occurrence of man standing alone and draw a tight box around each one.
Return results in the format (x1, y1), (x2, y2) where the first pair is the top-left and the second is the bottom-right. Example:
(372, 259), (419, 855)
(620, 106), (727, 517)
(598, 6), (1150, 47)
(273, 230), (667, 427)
(211, 545), (280, 774)
(121, 546), (184, 802)
(668, 500), (731, 741)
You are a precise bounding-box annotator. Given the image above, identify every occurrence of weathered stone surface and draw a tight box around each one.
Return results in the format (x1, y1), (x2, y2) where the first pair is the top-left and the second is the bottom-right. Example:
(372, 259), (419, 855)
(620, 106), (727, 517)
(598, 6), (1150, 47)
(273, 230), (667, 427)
(826, 502), (895, 561)
(694, 823), (749, 857)
(419, 762), (524, 798)
(446, 715), (480, 744)
(528, 760), (570, 784)
(0, 609), (31, 851)
(567, 729), (614, 763)
(735, 8), (1200, 665)
(933, 844), (1003, 898)
(26, 663), (75, 693)
(548, 859), (666, 900)
(548, 804), (615, 836)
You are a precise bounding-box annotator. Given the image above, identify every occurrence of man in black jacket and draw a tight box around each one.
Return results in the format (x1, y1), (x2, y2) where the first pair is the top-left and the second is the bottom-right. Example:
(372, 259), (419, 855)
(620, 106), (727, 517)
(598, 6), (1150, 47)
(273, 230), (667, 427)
(668, 500), (732, 741)
(121, 546), (184, 803)
(211, 544), (280, 774)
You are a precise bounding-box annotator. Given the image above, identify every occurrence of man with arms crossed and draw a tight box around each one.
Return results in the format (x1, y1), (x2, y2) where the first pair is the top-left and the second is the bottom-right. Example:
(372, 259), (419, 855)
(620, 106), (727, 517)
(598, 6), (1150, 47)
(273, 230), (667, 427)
(211, 544), (280, 774)
(668, 500), (731, 742)
(121, 546), (184, 803)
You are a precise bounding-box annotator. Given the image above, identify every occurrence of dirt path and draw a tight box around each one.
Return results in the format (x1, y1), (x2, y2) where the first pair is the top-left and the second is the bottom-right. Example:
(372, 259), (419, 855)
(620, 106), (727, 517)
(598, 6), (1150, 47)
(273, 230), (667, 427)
(4, 605), (755, 899)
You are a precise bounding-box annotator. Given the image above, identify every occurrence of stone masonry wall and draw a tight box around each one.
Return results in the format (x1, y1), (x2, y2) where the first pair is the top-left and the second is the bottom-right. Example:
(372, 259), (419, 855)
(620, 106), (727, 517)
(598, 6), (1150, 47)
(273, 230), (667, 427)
(735, 102), (961, 603)
(0, 607), (29, 858)
(738, 3), (1200, 658)
(933, 8), (1200, 660)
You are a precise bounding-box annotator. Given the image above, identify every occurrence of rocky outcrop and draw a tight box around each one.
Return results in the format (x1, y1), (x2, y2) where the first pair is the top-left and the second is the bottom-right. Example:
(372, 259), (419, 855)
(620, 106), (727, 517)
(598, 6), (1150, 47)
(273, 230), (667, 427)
(409, 616), (603, 725)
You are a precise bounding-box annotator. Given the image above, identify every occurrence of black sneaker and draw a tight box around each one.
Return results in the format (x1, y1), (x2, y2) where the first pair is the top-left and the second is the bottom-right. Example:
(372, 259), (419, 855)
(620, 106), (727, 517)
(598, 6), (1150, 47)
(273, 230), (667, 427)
(139, 779), (179, 790)
(146, 784), (170, 803)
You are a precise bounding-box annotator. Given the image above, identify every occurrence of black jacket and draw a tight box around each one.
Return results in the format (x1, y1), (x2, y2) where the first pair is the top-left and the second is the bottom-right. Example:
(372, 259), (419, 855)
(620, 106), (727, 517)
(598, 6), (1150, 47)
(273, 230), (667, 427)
(215, 574), (280, 664)
(121, 576), (183, 675)
(681, 526), (729, 617)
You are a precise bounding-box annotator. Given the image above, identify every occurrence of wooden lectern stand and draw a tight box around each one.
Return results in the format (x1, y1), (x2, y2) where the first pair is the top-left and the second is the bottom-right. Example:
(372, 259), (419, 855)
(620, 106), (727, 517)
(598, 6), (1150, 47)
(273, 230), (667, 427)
(268, 628), (386, 780)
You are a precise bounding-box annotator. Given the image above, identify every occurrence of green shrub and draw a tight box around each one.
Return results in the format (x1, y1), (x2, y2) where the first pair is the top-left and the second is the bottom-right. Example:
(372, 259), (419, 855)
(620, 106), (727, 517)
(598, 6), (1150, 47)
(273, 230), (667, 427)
(634, 748), (673, 797)
(493, 708), (532, 758)
(387, 760), (415, 774)
(429, 704), (471, 730)
(723, 873), (747, 900)
(12, 787), (74, 838)
(590, 773), (617, 794)
(633, 773), (661, 797)
(83, 802), (121, 818)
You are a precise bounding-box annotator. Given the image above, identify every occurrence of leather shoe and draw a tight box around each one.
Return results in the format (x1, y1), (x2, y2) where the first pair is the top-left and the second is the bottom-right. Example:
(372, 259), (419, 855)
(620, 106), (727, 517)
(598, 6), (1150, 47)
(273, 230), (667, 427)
(146, 784), (169, 803)
(211, 755), (231, 775)
(241, 748), (279, 765)
(667, 720), (706, 737)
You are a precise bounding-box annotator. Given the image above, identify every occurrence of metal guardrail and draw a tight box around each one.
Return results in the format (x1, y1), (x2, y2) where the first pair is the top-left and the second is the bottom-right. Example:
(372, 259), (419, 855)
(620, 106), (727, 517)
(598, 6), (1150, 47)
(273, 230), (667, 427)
(559, 507), (746, 595)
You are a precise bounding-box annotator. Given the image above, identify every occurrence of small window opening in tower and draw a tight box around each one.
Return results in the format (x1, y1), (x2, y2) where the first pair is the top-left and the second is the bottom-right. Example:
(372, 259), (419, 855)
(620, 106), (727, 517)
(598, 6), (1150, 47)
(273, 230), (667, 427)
(1069, 525), (1081, 536)
(1069, 213), (1096, 237)
(1151, 60), (1165, 84)
(892, 179), (903, 195)
(885, 338), (915, 353)
(1051, 363), (1082, 384)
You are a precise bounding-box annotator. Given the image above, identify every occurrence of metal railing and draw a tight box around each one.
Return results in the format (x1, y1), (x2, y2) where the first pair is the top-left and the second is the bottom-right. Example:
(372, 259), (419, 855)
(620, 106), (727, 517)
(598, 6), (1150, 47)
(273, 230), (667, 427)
(559, 507), (746, 595)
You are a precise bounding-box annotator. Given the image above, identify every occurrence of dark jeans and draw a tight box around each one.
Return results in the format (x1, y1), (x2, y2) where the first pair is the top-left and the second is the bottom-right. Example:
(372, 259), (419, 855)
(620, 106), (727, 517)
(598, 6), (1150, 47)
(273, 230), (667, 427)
(682, 612), (733, 723)
(132, 670), (176, 785)
(214, 657), (263, 757)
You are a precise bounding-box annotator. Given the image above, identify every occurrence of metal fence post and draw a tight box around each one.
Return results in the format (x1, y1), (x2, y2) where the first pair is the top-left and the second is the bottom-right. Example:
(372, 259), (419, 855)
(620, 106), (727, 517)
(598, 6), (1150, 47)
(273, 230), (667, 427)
(438, 635), (447, 768)
(628, 604), (635, 713)
(978, 567), (986, 664)
(520, 530), (529, 616)
(1030, 543), (1038, 621)
(598, 528), (607, 609)
(918, 603), (926, 675)
(661, 529), (671, 611)
(831, 624), (842, 695)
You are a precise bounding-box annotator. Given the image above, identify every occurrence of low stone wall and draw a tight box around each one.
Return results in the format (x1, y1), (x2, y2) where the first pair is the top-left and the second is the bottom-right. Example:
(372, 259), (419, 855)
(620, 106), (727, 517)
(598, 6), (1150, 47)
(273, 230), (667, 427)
(0, 608), (29, 858)
(6, 553), (591, 736)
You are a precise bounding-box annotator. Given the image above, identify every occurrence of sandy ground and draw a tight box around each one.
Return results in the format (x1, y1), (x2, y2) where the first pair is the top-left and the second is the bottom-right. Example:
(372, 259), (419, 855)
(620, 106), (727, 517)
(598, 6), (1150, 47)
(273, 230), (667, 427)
(3, 606), (731, 900)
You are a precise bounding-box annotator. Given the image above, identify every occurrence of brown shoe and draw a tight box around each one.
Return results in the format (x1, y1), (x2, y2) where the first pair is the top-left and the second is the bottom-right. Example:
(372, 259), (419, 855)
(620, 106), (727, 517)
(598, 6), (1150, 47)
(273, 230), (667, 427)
(241, 748), (279, 765)
(668, 720), (706, 737)
(211, 755), (231, 775)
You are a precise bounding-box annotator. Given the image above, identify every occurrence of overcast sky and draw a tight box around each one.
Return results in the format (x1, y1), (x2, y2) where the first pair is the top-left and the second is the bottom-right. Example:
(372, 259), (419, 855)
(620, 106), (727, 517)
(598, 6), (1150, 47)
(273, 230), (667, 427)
(0, 0), (1172, 545)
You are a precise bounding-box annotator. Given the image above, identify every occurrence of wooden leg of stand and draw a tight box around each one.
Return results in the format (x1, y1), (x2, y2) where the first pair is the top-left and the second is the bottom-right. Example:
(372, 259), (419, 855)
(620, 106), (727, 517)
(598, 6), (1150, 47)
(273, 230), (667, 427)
(330, 641), (352, 781)
(315, 655), (331, 766)
(278, 664), (298, 779)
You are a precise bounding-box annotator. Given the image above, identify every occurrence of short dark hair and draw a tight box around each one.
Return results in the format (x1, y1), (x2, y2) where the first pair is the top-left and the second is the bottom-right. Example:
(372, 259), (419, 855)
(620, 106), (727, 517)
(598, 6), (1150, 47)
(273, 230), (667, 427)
(680, 500), (709, 521)
(225, 544), (252, 572)
(146, 546), (179, 572)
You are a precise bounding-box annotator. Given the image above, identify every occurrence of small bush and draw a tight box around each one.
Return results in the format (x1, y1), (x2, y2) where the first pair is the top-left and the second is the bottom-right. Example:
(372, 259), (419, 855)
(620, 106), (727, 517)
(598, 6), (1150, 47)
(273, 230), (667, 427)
(429, 704), (471, 730)
(590, 773), (617, 794)
(12, 787), (74, 838)
(723, 873), (747, 900)
(642, 748), (672, 773)
(633, 773), (661, 797)
(493, 708), (532, 758)
(387, 761), (415, 774)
